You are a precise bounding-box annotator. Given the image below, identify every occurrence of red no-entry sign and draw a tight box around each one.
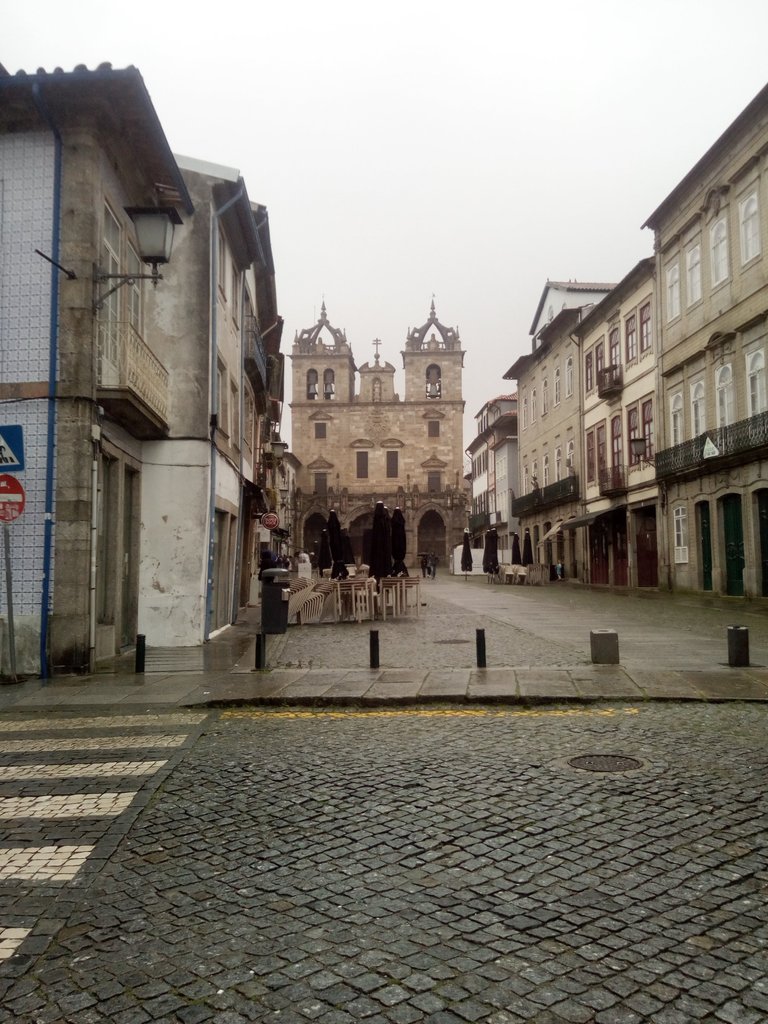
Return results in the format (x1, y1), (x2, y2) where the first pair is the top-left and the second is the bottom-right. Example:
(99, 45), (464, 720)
(0, 473), (25, 523)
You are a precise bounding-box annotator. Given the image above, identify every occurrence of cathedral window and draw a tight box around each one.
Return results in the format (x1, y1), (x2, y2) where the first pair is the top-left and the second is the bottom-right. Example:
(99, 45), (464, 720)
(425, 364), (442, 399)
(428, 420), (440, 437)
(323, 369), (335, 399)
(386, 451), (399, 478)
(356, 451), (368, 479)
(306, 369), (318, 399)
(427, 471), (441, 492)
(314, 422), (327, 439)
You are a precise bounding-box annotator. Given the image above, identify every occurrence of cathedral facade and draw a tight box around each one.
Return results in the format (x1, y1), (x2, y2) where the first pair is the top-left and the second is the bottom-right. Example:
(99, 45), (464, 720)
(289, 302), (468, 571)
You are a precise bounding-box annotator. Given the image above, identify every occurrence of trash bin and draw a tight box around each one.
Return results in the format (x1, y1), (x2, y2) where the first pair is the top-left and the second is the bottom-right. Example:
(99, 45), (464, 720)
(261, 568), (290, 634)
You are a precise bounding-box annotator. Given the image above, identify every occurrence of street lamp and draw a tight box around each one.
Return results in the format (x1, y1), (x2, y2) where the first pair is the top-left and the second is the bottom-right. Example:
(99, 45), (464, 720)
(93, 206), (182, 311)
(630, 437), (654, 465)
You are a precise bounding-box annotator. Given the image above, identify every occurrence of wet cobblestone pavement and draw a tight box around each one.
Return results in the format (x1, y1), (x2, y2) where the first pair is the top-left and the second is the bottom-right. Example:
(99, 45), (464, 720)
(1, 703), (766, 1023)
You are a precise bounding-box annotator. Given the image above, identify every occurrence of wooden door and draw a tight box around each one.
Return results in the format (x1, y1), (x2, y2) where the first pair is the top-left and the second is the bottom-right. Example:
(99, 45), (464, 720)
(722, 494), (744, 597)
(697, 501), (712, 591)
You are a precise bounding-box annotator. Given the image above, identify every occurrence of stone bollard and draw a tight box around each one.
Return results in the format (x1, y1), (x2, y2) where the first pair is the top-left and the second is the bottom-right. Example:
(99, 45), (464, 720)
(727, 625), (749, 667)
(590, 629), (619, 665)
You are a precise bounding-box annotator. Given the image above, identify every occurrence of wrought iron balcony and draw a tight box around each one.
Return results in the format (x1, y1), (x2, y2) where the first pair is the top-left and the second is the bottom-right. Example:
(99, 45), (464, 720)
(656, 410), (768, 480)
(597, 365), (623, 399)
(598, 464), (627, 496)
(97, 321), (169, 439)
(511, 474), (579, 516)
(469, 512), (490, 533)
(244, 315), (267, 390)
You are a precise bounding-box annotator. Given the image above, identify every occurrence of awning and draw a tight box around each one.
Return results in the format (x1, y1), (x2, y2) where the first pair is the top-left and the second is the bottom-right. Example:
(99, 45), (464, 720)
(541, 520), (563, 542)
(563, 512), (598, 529)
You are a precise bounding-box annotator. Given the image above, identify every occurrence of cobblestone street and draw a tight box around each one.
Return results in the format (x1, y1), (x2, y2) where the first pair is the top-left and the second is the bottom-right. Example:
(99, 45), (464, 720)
(1, 703), (766, 1023)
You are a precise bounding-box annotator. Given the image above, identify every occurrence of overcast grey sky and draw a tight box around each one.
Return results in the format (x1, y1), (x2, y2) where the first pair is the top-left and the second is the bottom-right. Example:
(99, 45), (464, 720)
(5, 0), (768, 444)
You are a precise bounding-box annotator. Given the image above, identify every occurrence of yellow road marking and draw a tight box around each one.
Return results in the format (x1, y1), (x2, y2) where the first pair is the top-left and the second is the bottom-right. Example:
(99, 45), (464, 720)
(222, 707), (640, 720)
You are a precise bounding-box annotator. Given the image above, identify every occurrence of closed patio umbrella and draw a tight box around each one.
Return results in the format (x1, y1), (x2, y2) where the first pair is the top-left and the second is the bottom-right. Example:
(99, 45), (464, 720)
(522, 528), (533, 566)
(327, 509), (348, 579)
(461, 529), (473, 577)
(391, 507), (408, 576)
(369, 501), (392, 581)
(341, 529), (355, 566)
(511, 533), (522, 565)
(318, 529), (332, 575)
(482, 527), (499, 576)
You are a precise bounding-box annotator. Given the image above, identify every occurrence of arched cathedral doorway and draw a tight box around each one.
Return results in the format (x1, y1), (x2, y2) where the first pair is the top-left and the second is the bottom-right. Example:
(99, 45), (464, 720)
(417, 509), (446, 563)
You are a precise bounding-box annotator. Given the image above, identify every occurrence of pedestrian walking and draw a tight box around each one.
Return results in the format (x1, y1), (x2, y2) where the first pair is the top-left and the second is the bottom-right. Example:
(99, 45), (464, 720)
(420, 553), (428, 578)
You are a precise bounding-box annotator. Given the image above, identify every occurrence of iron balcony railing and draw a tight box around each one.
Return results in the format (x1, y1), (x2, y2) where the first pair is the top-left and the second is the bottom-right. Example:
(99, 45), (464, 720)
(597, 364), (623, 398)
(598, 464), (627, 495)
(655, 410), (768, 480)
(511, 474), (579, 516)
(244, 316), (267, 389)
(97, 320), (169, 423)
(469, 511), (490, 532)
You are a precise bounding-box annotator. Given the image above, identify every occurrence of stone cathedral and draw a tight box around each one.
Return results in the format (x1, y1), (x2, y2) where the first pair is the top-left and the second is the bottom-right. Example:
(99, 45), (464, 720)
(290, 301), (468, 570)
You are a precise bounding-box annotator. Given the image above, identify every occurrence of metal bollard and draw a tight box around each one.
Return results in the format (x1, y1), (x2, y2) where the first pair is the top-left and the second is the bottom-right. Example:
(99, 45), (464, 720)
(727, 625), (749, 667)
(476, 628), (486, 668)
(255, 633), (266, 671)
(135, 634), (146, 674)
(370, 630), (380, 669)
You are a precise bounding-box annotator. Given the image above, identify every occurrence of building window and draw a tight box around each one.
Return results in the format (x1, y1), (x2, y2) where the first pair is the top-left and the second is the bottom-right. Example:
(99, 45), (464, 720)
(531, 389), (537, 421)
(314, 472), (327, 496)
(314, 422), (327, 439)
(627, 406), (640, 465)
(609, 327), (620, 367)
(323, 369), (335, 400)
(586, 430), (595, 483)
(691, 381), (705, 435)
(543, 454), (550, 487)
(428, 419), (440, 437)
(217, 360), (229, 436)
(710, 217), (729, 286)
(555, 446), (562, 480)
(306, 369), (318, 399)
(565, 357), (573, 397)
(740, 192), (760, 264)
(611, 415), (622, 467)
(426, 364), (441, 399)
(231, 267), (241, 322)
(231, 380), (240, 447)
(566, 439), (574, 474)
(531, 461), (538, 489)
(585, 352), (593, 392)
(716, 364), (734, 427)
(687, 244), (702, 305)
(542, 378), (549, 415)
(748, 350), (766, 415)
(666, 262), (680, 321)
(673, 506), (688, 562)
(596, 423), (607, 474)
(642, 399), (654, 459)
(640, 303), (652, 353)
(554, 368), (561, 406)
(595, 341), (604, 376)
(523, 465), (528, 494)
(386, 451), (398, 478)
(427, 471), (441, 493)
(217, 229), (227, 295)
(671, 392), (683, 446)
(126, 244), (141, 331)
(625, 313), (637, 362)
(356, 451), (369, 479)
(522, 396), (528, 430)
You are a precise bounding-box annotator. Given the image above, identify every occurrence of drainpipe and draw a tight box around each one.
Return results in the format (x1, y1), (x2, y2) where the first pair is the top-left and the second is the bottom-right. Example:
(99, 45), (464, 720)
(204, 184), (245, 640)
(31, 84), (62, 680)
(88, 427), (100, 670)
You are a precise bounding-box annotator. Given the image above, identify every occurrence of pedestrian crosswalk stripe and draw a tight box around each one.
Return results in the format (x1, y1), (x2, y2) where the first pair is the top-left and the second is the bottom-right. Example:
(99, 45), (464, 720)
(0, 793), (136, 819)
(0, 713), (204, 732)
(0, 846), (94, 881)
(0, 760), (168, 781)
(0, 928), (31, 961)
(0, 734), (186, 753)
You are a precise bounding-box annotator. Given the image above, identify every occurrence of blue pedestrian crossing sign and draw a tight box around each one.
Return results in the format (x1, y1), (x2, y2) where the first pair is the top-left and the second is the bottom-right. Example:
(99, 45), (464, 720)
(0, 426), (24, 472)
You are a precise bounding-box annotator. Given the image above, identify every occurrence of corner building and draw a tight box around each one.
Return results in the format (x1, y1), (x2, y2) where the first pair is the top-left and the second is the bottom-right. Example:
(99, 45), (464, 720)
(290, 302), (467, 570)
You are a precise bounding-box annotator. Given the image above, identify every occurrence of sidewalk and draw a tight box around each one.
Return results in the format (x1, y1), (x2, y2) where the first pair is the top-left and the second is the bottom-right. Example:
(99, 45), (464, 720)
(1, 576), (767, 711)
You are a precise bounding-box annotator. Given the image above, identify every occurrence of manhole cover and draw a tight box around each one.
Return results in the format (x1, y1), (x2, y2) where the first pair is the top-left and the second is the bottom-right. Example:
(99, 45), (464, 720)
(434, 639), (472, 645)
(568, 754), (642, 773)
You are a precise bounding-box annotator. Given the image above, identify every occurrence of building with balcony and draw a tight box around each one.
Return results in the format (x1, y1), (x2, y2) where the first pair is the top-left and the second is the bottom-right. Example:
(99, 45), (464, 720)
(289, 302), (468, 569)
(575, 258), (659, 587)
(465, 396), (518, 561)
(505, 285), (613, 578)
(644, 83), (768, 597)
(0, 64), (284, 678)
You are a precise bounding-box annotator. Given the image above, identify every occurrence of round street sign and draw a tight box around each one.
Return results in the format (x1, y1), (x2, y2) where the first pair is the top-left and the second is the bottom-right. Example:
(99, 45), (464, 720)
(0, 473), (25, 523)
(261, 512), (279, 530)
